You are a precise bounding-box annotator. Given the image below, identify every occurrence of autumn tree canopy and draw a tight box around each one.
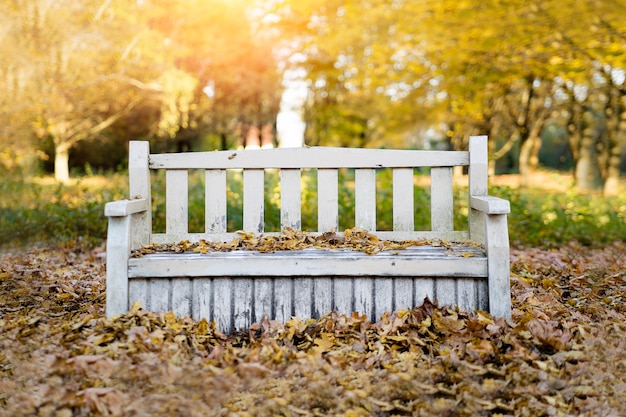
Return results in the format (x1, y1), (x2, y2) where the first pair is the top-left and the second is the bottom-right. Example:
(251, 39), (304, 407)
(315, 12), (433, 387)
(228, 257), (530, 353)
(0, 0), (624, 192)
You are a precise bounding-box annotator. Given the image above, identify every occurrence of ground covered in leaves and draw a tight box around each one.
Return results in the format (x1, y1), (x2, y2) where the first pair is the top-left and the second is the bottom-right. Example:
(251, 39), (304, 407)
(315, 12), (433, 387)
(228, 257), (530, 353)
(1, 241), (625, 416)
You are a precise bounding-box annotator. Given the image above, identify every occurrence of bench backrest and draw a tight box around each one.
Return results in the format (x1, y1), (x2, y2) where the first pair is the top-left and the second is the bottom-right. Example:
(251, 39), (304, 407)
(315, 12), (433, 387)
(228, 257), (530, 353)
(128, 135), (489, 249)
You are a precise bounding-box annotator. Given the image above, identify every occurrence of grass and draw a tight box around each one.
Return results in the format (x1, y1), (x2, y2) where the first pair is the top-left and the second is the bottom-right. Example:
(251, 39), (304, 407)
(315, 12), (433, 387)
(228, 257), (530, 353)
(1, 169), (624, 249)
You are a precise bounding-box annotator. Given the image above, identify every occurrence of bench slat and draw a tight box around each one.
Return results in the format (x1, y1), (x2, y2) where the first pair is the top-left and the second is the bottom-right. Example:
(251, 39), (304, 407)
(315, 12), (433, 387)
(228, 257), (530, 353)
(172, 278), (192, 317)
(254, 278), (273, 323)
(243, 169), (265, 233)
(280, 169), (302, 230)
(414, 278), (435, 306)
(150, 147), (470, 169)
(294, 278), (313, 318)
(233, 278), (253, 330)
(355, 169), (376, 231)
(317, 169), (339, 232)
(191, 279), (212, 321)
(213, 278), (232, 331)
(431, 167), (454, 232)
(166, 170), (188, 235)
(393, 168), (414, 231)
(129, 246), (487, 278)
(313, 278), (332, 317)
(274, 278), (294, 322)
(375, 278), (393, 319)
(205, 169), (227, 232)
(354, 277), (373, 319)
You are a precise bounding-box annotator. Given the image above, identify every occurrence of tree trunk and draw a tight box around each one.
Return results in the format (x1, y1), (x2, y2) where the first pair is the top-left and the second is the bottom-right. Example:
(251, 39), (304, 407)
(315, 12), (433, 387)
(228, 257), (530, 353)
(54, 141), (71, 183)
(575, 116), (603, 192)
(602, 88), (626, 196)
(518, 136), (533, 187)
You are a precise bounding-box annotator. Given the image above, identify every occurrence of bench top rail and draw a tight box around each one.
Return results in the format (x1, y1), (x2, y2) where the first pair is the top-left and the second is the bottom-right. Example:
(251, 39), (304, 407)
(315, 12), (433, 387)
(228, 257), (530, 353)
(149, 146), (470, 170)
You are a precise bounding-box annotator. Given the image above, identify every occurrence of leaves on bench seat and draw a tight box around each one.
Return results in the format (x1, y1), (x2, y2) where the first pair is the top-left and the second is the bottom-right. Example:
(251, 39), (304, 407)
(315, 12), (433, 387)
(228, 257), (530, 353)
(132, 228), (483, 257)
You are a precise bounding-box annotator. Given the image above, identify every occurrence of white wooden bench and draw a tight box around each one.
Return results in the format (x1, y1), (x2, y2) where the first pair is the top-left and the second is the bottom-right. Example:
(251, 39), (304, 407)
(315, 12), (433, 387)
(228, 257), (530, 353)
(105, 135), (511, 332)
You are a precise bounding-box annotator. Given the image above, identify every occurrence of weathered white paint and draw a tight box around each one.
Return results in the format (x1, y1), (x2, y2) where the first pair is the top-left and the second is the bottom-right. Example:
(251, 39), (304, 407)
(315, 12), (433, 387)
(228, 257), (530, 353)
(280, 169), (302, 230)
(127, 276), (490, 331)
(469, 135), (488, 245)
(205, 169), (227, 232)
(243, 169), (264, 233)
(128, 247), (488, 278)
(166, 170), (188, 235)
(104, 198), (149, 217)
(484, 213), (512, 319)
(129, 141), (151, 249)
(150, 147), (470, 170)
(105, 136), (512, 332)
(355, 169), (376, 231)
(105, 215), (132, 316)
(393, 168), (414, 231)
(317, 169), (339, 232)
(431, 167), (454, 231)
(470, 195), (511, 214)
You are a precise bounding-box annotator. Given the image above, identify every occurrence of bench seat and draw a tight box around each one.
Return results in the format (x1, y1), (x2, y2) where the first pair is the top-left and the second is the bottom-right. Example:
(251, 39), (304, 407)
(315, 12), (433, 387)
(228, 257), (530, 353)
(126, 244), (490, 332)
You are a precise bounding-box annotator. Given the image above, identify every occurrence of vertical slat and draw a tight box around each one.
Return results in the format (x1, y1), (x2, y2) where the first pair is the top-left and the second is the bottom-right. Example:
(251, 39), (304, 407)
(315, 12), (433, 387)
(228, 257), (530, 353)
(280, 169), (302, 230)
(313, 278), (332, 318)
(192, 279), (212, 321)
(457, 278), (477, 312)
(333, 278), (353, 316)
(128, 279), (148, 313)
(233, 279), (253, 330)
(393, 168), (414, 231)
(205, 169), (227, 233)
(477, 279), (489, 311)
(318, 169), (338, 232)
(243, 169), (265, 233)
(254, 278), (273, 324)
(435, 278), (457, 308)
(469, 135), (488, 244)
(353, 278), (373, 319)
(274, 278), (293, 322)
(128, 141), (151, 249)
(166, 170), (188, 235)
(394, 278), (414, 311)
(355, 169), (376, 231)
(431, 167), (453, 231)
(294, 278), (313, 319)
(213, 278), (233, 333)
(149, 279), (170, 313)
(171, 278), (191, 317)
(415, 278), (435, 306)
(374, 278), (393, 320)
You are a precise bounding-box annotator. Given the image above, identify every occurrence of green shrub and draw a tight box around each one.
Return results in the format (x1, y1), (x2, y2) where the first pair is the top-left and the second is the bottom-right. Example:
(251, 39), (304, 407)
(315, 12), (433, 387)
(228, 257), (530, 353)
(0, 176), (127, 248)
(1, 172), (623, 249)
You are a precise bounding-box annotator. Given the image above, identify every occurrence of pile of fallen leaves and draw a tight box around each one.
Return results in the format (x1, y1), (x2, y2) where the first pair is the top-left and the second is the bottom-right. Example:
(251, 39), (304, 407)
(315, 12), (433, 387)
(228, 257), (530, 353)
(132, 228), (475, 257)
(1, 241), (625, 416)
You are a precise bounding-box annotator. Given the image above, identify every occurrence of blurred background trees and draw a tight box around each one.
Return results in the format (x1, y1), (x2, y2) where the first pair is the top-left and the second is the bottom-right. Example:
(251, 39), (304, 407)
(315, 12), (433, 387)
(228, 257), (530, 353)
(1, 0), (624, 194)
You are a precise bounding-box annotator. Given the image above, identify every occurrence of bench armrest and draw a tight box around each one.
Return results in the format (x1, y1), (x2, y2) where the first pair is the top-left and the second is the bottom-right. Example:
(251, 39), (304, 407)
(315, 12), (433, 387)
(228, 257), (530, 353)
(105, 198), (149, 217)
(470, 196), (510, 215)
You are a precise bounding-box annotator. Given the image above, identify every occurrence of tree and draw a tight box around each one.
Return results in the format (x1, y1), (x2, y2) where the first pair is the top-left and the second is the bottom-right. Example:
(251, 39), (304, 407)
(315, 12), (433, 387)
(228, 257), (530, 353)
(0, 0), (167, 182)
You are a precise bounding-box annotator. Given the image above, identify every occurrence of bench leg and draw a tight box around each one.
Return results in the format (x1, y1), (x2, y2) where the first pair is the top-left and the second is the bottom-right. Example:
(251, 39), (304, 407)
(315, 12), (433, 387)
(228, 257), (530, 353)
(106, 216), (131, 317)
(485, 214), (512, 320)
